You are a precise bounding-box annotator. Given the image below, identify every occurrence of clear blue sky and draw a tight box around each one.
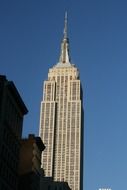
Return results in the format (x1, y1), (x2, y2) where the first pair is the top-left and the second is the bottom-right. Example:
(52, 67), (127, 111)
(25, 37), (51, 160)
(1, 0), (127, 190)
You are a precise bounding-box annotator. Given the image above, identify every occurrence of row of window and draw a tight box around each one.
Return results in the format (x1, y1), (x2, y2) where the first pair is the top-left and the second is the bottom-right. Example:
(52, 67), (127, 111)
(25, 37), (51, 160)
(3, 127), (19, 157)
(5, 94), (23, 138)
(0, 159), (17, 189)
(0, 143), (18, 173)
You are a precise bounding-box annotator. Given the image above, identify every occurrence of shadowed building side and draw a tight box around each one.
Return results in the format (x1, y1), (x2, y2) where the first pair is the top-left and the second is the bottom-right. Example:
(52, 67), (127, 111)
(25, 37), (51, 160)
(18, 134), (45, 190)
(0, 75), (28, 190)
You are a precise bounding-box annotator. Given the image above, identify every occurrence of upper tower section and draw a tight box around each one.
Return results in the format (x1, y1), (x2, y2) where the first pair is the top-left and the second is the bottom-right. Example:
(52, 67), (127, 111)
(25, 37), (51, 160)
(48, 12), (79, 79)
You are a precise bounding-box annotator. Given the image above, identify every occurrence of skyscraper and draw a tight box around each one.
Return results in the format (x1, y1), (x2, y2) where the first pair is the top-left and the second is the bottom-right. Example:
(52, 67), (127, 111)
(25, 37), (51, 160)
(39, 13), (84, 190)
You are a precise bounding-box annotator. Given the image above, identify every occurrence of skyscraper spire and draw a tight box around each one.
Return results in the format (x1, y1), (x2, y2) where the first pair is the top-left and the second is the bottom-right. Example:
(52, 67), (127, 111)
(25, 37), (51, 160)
(64, 11), (67, 39)
(59, 12), (71, 64)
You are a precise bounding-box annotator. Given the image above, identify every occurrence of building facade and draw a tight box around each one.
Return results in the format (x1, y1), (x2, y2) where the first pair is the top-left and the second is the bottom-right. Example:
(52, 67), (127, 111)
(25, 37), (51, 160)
(0, 75), (28, 190)
(18, 134), (45, 190)
(40, 177), (71, 190)
(39, 14), (84, 190)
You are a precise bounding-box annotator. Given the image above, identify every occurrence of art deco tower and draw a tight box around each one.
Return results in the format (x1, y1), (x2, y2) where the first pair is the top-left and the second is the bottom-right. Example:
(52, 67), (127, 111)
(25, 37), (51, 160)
(39, 13), (84, 190)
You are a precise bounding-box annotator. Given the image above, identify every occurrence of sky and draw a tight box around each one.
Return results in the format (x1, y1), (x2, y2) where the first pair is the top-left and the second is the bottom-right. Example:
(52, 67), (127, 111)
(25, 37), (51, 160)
(1, 0), (127, 190)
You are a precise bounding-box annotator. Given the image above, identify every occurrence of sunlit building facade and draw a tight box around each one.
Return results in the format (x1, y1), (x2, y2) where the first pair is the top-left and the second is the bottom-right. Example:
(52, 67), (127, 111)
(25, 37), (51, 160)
(39, 14), (84, 190)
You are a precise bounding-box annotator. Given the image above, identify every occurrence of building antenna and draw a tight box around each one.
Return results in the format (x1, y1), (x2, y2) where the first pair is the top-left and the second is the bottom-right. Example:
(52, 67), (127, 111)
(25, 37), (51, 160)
(64, 11), (68, 39)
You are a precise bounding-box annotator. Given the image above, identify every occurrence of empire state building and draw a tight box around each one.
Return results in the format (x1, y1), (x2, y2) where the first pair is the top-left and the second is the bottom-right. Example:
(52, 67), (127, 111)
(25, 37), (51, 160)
(39, 13), (84, 190)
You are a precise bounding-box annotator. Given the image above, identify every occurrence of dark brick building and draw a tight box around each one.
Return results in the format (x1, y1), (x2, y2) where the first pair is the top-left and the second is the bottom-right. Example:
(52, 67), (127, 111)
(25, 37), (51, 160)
(18, 134), (45, 190)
